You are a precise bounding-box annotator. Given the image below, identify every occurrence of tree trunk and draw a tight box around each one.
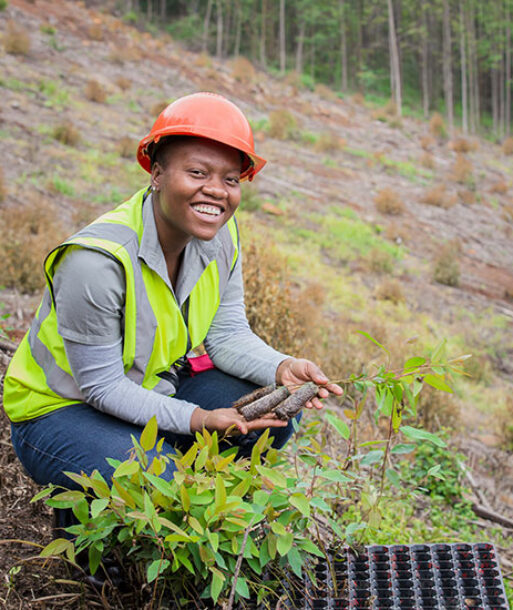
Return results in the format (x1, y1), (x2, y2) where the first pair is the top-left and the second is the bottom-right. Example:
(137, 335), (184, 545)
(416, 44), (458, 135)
(146, 0), (153, 21)
(492, 65), (499, 135)
(466, 2), (475, 132)
(234, 0), (242, 57)
(506, 1), (511, 135)
(260, 0), (267, 68)
(421, 0), (429, 118)
(339, 0), (348, 91)
(279, 0), (286, 74)
(459, 0), (468, 133)
(203, 0), (213, 54)
(442, 0), (454, 133)
(159, 0), (165, 20)
(295, 19), (305, 74)
(387, 0), (402, 115)
(470, 1), (480, 130)
(216, 0), (223, 59)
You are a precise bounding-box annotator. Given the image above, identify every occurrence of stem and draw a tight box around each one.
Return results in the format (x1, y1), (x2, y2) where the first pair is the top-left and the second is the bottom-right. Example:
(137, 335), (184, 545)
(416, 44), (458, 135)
(226, 527), (250, 610)
(379, 411), (395, 499)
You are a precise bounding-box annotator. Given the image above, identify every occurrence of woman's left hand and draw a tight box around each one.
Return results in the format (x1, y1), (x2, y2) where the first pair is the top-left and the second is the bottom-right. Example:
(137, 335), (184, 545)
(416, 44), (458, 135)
(275, 358), (343, 409)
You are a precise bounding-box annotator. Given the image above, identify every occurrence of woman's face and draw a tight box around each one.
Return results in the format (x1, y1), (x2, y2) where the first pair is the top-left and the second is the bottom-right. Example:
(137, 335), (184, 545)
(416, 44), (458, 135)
(151, 137), (242, 246)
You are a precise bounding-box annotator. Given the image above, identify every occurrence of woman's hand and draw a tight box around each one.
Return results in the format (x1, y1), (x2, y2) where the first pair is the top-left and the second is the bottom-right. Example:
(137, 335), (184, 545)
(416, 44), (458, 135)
(190, 407), (288, 435)
(275, 358), (343, 409)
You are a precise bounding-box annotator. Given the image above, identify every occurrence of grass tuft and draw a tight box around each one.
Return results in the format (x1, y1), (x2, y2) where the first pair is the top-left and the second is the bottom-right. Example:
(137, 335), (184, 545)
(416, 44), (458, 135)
(502, 137), (513, 155)
(268, 109), (297, 140)
(231, 56), (255, 84)
(150, 100), (169, 117)
(116, 136), (137, 159)
(52, 121), (80, 147)
(375, 278), (404, 304)
(115, 76), (132, 91)
(449, 138), (478, 153)
(420, 135), (435, 150)
(3, 20), (30, 55)
(450, 154), (474, 185)
(374, 188), (405, 215)
(0, 167), (6, 203)
(490, 181), (508, 195)
(420, 152), (435, 169)
(421, 184), (454, 209)
(87, 23), (104, 41)
(314, 133), (345, 153)
(432, 240), (461, 287)
(85, 79), (107, 103)
(429, 112), (447, 139)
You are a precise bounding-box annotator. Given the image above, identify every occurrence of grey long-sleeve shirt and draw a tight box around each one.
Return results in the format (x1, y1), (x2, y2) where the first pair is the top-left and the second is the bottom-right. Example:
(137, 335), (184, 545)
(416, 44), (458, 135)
(52, 201), (288, 434)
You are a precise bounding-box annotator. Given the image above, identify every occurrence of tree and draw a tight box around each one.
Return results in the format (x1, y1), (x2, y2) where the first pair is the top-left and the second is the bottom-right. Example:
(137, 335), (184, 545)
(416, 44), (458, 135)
(387, 0), (402, 115)
(442, 0), (454, 133)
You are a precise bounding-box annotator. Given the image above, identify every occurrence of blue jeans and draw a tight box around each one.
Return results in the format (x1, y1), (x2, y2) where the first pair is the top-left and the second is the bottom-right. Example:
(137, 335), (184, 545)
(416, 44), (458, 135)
(11, 369), (297, 531)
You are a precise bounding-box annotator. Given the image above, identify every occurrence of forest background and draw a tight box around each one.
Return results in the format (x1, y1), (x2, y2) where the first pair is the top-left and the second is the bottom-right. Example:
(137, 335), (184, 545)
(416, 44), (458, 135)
(0, 0), (513, 607)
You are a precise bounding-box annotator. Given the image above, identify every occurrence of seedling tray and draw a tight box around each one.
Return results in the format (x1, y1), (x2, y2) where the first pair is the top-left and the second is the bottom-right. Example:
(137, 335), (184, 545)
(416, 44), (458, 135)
(299, 542), (509, 610)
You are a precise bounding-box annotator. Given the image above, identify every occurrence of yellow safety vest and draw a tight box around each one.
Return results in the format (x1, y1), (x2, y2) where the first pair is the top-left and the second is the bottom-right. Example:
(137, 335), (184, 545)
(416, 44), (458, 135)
(3, 188), (239, 422)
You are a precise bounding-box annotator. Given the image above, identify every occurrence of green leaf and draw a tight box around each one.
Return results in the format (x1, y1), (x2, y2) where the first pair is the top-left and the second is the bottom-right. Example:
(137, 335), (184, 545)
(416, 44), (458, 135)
(400, 425), (447, 447)
(325, 412), (350, 439)
(391, 443), (416, 455)
(40, 538), (73, 558)
(318, 469), (351, 483)
(385, 468), (401, 488)
(256, 465), (287, 488)
(287, 546), (303, 578)
(235, 575), (250, 598)
(404, 356), (426, 370)
(113, 460), (139, 478)
(90, 498), (109, 519)
(360, 450), (384, 466)
(290, 493), (310, 517)
(277, 532), (293, 556)
(89, 543), (103, 575)
(147, 558), (170, 583)
(427, 464), (445, 479)
(31, 486), (56, 503)
(140, 416), (158, 451)
(188, 516), (204, 535)
(423, 374), (453, 393)
(215, 475), (227, 510)
(143, 472), (174, 497)
(310, 497), (331, 512)
(356, 330), (389, 354)
(431, 338), (446, 363)
(209, 566), (225, 603)
(298, 538), (324, 557)
(195, 446), (209, 470)
(72, 497), (90, 523)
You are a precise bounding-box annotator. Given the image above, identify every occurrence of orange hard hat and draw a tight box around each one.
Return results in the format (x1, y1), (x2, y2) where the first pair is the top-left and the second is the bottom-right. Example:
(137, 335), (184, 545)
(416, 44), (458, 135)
(137, 92), (266, 182)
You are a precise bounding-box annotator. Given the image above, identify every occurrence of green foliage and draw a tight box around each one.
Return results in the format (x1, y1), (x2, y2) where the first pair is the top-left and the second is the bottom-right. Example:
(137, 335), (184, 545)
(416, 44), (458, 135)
(36, 336), (469, 605)
(50, 176), (75, 197)
(240, 183), (263, 212)
(0, 0), (8, 11)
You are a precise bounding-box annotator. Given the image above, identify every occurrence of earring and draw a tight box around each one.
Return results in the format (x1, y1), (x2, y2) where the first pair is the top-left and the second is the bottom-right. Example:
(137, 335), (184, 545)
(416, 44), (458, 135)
(151, 185), (156, 192)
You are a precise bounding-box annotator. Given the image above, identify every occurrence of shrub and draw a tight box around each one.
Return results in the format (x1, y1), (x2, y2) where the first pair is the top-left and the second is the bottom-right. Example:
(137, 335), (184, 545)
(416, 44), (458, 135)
(115, 76), (132, 91)
(502, 137), (513, 155)
(490, 181), (508, 194)
(116, 136), (137, 159)
(459, 189), (476, 205)
(432, 241), (460, 287)
(420, 152), (435, 169)
(383, 99), (398, 116)
(497, 396), (513, 451)
(84, 79), (107, 103)
(450, 154), (473, 185)
(194, 52), (212, 68)
(39, 23), (56, 35)
(374, 188), (405, 215)
(52, 121), (80, 147)
(384, 222), (409, 245)
(421, 184), (454, 209)
(0, 196), (65, 293)
(420, 135), (435, 150)
(314, 83), (337, 101)
(364, 248), (394, 274)
(449, 138), (477, 153)
(0, 167), (6, 203)
(375, 278), (404, 304)
(231, 56), (255, 84)
(87, 23), (104, 41)
(351, 92), (365, 105)
(151, 100), (169, 116)
(313, 132), (344, 153)
(429, 112), (446, 139)
(3, 20), (30, 55)
(267, 109), (297, 140)
(503, 203), (513, 223)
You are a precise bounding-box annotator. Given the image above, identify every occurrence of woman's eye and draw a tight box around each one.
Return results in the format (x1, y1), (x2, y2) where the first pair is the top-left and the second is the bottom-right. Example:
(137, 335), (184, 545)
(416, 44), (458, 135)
(189, 169), (205, 177)
(226, 176), (240, 185)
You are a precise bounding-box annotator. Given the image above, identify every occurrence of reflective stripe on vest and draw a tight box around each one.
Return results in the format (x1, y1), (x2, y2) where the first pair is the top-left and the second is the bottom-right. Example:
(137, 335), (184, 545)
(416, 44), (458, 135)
(3, 188), (238, 422)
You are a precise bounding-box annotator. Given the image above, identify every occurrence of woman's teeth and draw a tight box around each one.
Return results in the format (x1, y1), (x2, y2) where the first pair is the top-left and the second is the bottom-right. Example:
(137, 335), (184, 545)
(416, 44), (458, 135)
(192, 204), (221, 216)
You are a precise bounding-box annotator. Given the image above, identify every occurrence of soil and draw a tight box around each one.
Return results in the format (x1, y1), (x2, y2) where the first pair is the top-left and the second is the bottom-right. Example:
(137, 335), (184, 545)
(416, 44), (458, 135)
(0, 0), (512, 608)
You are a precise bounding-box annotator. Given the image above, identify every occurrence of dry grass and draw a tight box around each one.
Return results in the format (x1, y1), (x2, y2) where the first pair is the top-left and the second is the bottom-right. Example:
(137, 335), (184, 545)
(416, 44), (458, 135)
(0, 167), (6, 203)
(314, 133), (345, 153)
(490, 181), (508, 195)
(375, 279), (404, 304)
(420, 135), (436, 150)
(0, 196), (66, 293)
(449, 138), (478, 153)
(374, 188), (405, 215)
(116, 136), (137, 159)
(351, 92), (365, 105)
(420, 152), (435, 169)
(459, 189), (476, 205)
(194, 52), (212, 68)
(84, 79), (107, 103)
(421, 184), (455, 209)
(87, 23), (104, 41)
(314, 83), (337, 102)
(3, 20), (30, 55)
(450, 154), (473, 184)
(496, 396), (513, 451)
(268, 109), (297, 140)
(115, 76), (132, 91)
(502, 137), (513, 155)
(151, 100), (169, 117)
(429, 112), (446, 139)
(364, 248), (394, 274)
(231, 56), (255, 84)
(417, 385), (461, 432)
(52, 121), (80, 147)
(384, 222), (409, 245)
(502, 202), (513, 222)
(432, 240), (461, 287)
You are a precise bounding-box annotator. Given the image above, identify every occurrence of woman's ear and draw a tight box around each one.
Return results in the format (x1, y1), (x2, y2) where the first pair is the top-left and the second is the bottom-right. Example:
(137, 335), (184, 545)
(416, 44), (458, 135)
(151, 162), (163, 192)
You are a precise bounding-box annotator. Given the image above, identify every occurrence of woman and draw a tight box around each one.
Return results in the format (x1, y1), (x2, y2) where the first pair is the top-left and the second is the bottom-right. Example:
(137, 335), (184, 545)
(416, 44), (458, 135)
(3, 92), (342, 511)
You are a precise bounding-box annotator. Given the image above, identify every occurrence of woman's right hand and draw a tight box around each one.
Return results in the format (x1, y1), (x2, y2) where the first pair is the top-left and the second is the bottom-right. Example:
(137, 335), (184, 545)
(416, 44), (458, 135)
(190, 407), (288, 435)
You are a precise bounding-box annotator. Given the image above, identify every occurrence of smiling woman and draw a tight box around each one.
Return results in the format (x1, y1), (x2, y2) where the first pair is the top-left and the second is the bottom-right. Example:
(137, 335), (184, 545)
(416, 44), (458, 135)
(2, 92), (342, 582)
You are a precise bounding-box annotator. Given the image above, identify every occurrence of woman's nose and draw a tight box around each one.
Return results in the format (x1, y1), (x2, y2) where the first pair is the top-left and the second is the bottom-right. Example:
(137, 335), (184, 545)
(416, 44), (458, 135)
(202, 178), (227, 199)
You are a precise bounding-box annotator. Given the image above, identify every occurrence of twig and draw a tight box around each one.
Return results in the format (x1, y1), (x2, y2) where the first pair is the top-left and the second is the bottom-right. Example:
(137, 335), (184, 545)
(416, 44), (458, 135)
(0, 338), (17, 354)
(226, 527), (250, 610)
(458, 461), (492, 510)
(471, 503), (513, 530)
